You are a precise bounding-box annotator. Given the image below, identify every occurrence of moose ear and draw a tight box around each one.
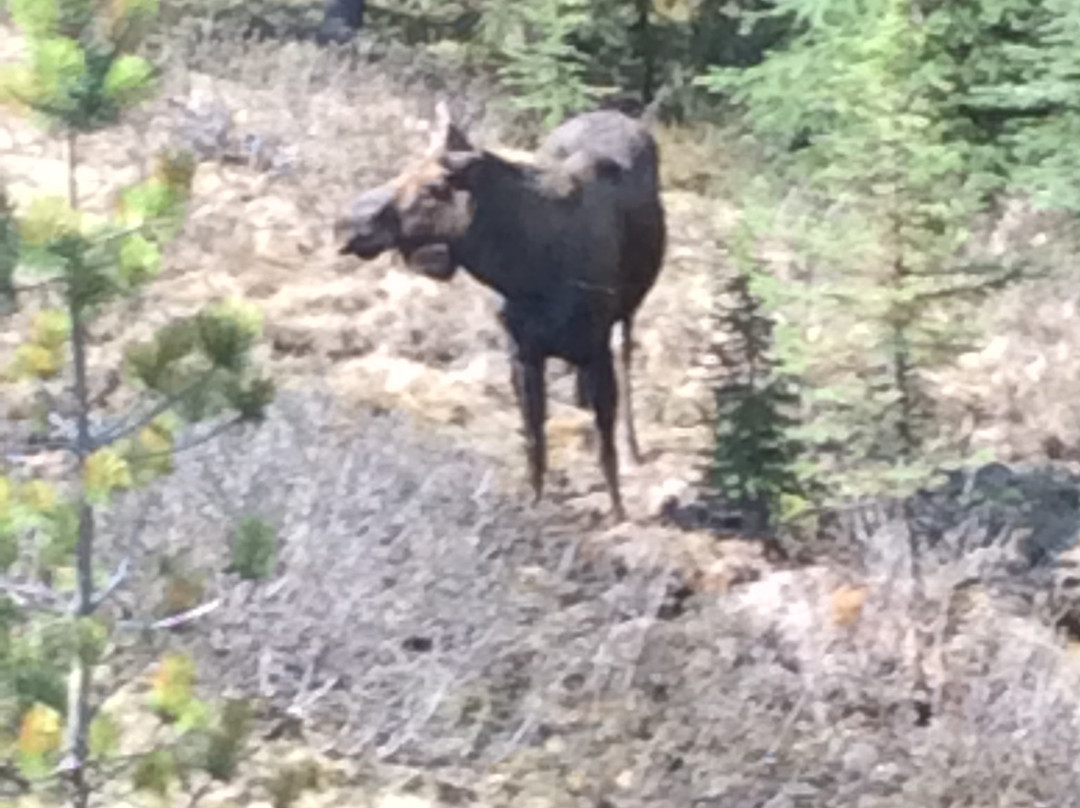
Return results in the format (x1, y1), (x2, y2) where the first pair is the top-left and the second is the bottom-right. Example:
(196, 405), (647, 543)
(440, 150), (484, 189)
(444, 122), (473, 153)
(430, 100), (474, 154)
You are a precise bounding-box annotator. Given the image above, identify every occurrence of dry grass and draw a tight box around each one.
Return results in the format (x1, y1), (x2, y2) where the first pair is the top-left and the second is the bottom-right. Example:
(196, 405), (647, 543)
(79, 389), (1080, 808)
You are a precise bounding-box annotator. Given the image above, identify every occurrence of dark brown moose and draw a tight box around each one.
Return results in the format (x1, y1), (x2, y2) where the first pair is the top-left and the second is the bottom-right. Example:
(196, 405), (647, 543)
(333, 104), (667, 520)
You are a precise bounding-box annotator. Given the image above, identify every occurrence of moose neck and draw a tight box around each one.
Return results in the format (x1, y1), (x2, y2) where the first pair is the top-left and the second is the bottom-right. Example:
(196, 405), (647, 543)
(449, 157), (560, 299)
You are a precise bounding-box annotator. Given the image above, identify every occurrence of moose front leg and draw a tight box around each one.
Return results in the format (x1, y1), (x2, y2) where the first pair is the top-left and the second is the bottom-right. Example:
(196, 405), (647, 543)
(588, 348), (625, 521)
(512, 353), (548, 504)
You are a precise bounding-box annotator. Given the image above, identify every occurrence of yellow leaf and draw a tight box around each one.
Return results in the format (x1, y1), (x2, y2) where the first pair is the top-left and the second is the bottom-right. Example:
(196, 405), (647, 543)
(18, 703), (62, 757)
(19, 480), (57, 513)
(31, 310), (71, 349)
(13, 342), (62, 379)
(830, 584), (869, 627)
(151, 652), (196, 720)
(52, 565), (78, 593)
(83, 448), (132, 502)
(126, 419), (175, 484)
(207, 298), (264, 339)
(0, 64), (37, 114)
(20, 196), (81, 246)
(138, 421), (173, 456)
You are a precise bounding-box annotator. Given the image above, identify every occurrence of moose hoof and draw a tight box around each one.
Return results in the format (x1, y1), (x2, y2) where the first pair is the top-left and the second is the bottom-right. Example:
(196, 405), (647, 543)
(611, 502), (627, 523)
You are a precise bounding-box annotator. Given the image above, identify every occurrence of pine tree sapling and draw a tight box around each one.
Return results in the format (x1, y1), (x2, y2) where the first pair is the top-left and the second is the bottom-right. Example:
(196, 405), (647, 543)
(0, 0), (272, 802)
(710, 222), (806, 534)
(0, 187), (18, 309)
(227, 515), (278, 581)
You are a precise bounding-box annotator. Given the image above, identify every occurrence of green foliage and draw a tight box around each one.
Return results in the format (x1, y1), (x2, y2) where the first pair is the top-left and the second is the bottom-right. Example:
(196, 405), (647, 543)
(462, 0), (796, 124)
(228, 515), (277, 581)
(0, 0), (269, 801)
(123, 299), (275, 423)
(12, 153), (193, 314)
(15, 702), (64, 778)
(2, 615), (73, 721)
(268, 758), (322, 808)
(0, 187), (17, 306)
(10, 309), (71, 380)
(701, 0), (1016, 503)
(990, 0), (1080, 211)
(131, 663), (253, 795)
(701, 0), (1080, 210)
(149, 651), (198, 722)
(9, 0), (96, 40)
(88, 711), (121, 759)
(477, 0), (596, 128)
(0, 477), (74, 574)
(710, 223), (807, 532)
(132, 747), (178, 796)
(2, 0), (158, 133)
(200, 698), (251, 781)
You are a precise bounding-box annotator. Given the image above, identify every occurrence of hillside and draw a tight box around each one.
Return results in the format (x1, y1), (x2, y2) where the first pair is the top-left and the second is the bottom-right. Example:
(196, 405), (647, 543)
(5, 16), (1080, 808)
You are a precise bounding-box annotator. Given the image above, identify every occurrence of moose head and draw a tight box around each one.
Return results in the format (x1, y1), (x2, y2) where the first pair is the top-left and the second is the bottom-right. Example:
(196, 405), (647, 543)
(333, 103), (493, 280)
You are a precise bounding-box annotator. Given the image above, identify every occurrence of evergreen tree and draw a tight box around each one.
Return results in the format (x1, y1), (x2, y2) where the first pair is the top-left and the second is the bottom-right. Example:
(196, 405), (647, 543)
(984, 0), (1080, 211)
(710, 223), (807, 535)
(0, 0), (272, 802)
(477, 0), (596, 129)
(701, 0), (1013, 501)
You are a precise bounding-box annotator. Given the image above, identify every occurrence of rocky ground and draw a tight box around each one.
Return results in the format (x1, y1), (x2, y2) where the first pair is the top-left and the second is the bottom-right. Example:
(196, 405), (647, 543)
(6, 19), (1080, 808)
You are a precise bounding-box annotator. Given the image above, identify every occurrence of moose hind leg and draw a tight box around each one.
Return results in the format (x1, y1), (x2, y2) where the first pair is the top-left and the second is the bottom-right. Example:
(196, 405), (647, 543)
(619, 316), (643, 465)
(512, 355), (548, 503)
(574, 366), (592, 410)
(590, 350), (625, 521)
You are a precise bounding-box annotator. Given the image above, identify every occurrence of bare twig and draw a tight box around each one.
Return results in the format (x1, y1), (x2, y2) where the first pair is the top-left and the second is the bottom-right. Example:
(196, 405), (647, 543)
(83, 489), (159, 612)
(913, 266), (1025, 304)
(115, 598), (222, 632)
(0, 578), (68, 613)
(0, 761), (31, 795)
(144, 416), (245, 461)
(86, 556), (130, 613)
(764, 686), (809, 761)
(92, 370), (217, 449)
(289, 675), (342, 718)
(89, 370), (122, 410)
(3, 438), (75, 460)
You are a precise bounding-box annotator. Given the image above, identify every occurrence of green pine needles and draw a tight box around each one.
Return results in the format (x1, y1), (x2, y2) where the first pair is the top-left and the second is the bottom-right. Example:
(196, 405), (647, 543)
(0, 0), (273, 803)
(478, 0), (596, 128)
(710, 223), (807, 535)
(701, 0), (1016, 504)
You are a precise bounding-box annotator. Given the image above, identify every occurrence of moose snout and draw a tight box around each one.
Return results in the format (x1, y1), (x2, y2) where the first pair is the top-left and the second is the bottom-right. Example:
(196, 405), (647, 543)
(333, 215), (363, 254)
(335, 184), (400, 259)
